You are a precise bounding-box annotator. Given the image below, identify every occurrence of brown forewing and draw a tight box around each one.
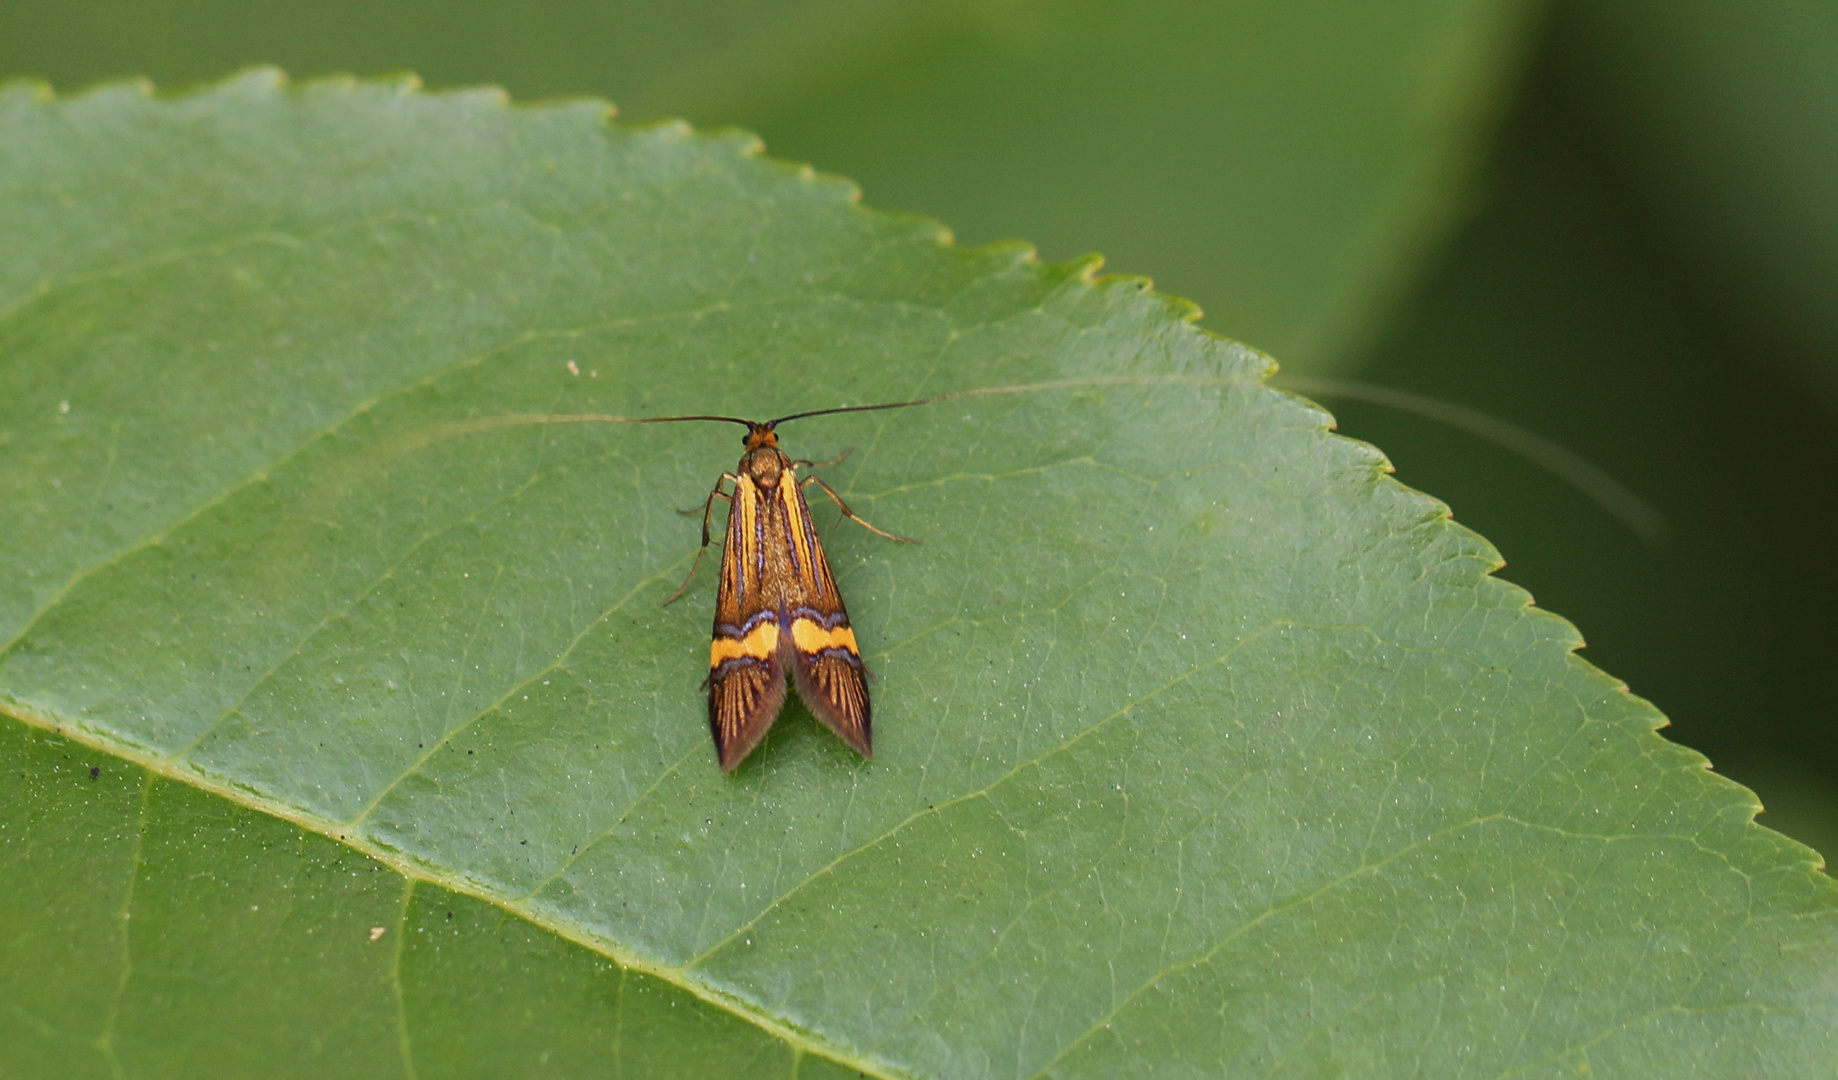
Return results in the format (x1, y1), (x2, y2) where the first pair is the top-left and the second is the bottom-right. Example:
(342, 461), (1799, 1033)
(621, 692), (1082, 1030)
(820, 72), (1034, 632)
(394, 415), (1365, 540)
(707, 470), (784, 770)
(779, 468), (871, 757)
(706, 457), (872, 770)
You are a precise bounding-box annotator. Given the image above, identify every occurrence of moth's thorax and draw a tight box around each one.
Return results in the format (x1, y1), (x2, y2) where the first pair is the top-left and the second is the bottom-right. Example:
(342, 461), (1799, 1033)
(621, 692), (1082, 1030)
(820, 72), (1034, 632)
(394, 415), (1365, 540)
(740, 445), (788, 488)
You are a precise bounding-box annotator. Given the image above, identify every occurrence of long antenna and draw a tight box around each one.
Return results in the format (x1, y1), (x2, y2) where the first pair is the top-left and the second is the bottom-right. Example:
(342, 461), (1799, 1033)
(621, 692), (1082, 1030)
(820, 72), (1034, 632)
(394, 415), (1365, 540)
(619, 413), (755, 428)
(385, 376), (1178, 464)
(1276, 375), (1668, 546)
(767, 397), (936, 428)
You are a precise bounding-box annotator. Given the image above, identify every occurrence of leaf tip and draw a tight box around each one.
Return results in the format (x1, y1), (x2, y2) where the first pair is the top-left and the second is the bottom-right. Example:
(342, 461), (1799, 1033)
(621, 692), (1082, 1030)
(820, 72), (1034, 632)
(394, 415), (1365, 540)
(1069, 252), (1105, 280)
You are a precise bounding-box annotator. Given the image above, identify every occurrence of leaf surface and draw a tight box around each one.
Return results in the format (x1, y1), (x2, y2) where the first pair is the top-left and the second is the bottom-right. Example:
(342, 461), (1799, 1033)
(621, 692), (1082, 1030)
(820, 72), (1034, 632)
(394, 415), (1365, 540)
(2, 74), (1834, 1078)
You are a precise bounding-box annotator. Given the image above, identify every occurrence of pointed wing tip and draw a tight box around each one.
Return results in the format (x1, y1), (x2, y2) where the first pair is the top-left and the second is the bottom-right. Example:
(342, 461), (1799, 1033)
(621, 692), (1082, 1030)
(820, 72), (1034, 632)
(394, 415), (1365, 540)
(832, 726), (872, 762)
(718, 736), (870, 771)
(714, 727), (767, 772)
(825, 719), (872, 762)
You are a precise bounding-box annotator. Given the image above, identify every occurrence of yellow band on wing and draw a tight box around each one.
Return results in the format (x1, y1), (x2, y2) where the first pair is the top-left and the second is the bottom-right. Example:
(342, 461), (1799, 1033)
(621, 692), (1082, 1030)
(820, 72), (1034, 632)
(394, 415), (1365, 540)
(790, 618), (859, 656)
(710, 620), (779, 667)
(779, 467), (821, 593)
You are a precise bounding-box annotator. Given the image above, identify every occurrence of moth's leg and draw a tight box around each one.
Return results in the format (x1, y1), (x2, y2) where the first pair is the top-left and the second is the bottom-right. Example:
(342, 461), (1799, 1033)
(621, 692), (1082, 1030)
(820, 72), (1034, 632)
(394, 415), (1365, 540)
(700, 475), (737, 547)
(788, 446), (854, 471)
(802, 474), (918, 544)
(664, 473), (737, 606)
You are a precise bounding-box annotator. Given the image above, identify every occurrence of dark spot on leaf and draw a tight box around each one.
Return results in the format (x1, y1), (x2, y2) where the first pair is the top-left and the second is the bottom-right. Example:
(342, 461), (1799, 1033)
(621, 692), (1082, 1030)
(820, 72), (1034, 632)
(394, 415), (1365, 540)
(89, 766), (100, 779)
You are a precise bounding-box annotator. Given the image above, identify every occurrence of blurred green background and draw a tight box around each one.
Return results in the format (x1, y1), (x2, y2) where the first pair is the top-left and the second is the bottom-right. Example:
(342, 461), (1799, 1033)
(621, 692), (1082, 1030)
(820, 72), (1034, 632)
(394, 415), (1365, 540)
(3, 0), (1833, 855)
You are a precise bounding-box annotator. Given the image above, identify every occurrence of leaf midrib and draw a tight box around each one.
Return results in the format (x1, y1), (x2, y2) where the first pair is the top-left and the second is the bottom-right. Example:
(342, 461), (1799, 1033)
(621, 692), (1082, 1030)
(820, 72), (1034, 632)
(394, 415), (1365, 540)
(16, 690), (1742, 1080)
(0, 697), (912, 1080)
(0, 602), (1321, 1076)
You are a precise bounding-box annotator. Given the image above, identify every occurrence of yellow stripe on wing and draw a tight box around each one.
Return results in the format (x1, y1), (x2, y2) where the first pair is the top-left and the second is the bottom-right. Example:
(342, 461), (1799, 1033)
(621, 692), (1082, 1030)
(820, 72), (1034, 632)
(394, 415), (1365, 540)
(735, 475), (763, 585)
(779, 467), (823, 595)
(790, 618), (859, 657)
(710, 620), (780, 666)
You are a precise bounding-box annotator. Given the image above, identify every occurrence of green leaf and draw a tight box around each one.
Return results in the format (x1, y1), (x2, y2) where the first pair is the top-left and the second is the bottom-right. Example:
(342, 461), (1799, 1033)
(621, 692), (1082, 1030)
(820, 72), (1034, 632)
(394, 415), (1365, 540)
(2, 73), (1834, 1077)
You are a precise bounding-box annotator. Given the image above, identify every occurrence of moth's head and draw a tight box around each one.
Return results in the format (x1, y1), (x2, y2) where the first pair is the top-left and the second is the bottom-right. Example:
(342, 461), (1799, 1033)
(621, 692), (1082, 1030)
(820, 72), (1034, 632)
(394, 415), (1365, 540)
(743, 422), (780, 452)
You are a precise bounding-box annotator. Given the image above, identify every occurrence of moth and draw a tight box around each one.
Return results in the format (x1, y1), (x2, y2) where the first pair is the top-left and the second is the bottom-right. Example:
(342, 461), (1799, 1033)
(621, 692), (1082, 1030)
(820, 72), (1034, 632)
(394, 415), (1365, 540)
(432, 394), (945, 769)
(658, 404), (920, 771)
